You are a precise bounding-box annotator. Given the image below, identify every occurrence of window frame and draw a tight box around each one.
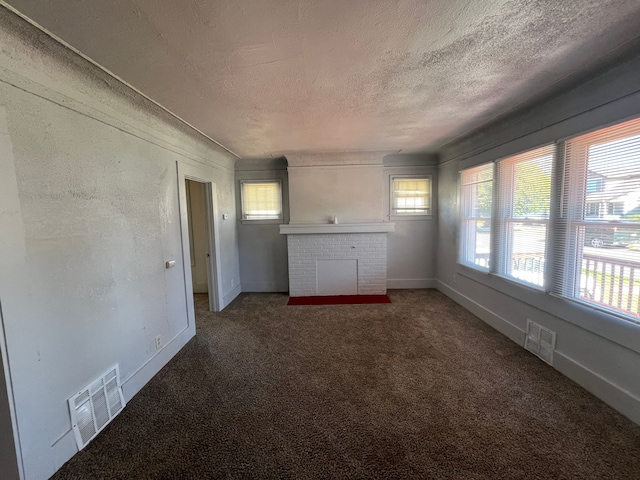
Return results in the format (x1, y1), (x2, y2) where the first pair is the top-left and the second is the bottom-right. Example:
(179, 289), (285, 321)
(458, 116), (640, 327)
(552, 118), (640, 322)
(239, 179), (283, 223)
(459, 163), (494, 272)
(494, 145), (555, 289)
(389, 175), (433, 219)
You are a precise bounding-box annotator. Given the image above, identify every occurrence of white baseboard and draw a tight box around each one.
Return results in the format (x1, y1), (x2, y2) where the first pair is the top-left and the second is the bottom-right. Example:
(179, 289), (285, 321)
(121, 325), (195, 403)
(222, 284), (241, 309)
(436, 280), (524, 344)
(435, 280), (640, 426)
(48, 323), (196, 479)
(553, 351), (640, 426)
(387, 278), (437, 289)
(50, 428), (76, 473)
(241, 282), (288, 293)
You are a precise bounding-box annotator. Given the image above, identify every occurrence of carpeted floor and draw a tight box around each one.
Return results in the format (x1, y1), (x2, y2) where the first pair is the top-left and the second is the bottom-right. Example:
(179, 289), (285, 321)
(52, 289), (640, 479)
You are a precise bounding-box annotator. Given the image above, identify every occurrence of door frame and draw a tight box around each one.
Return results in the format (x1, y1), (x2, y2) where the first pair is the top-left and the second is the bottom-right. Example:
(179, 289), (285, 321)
(177, 163), (224, 318)
(0, 301), (24, 480)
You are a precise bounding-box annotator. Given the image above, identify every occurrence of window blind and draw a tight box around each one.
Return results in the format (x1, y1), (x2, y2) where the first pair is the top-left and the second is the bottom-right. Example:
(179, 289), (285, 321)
(552, 117), (640, 319)
(460, 163), (493, 270)
(241, 181), (282, 220)
(392, 178), (431, 214)
(495, 145), (554, 288)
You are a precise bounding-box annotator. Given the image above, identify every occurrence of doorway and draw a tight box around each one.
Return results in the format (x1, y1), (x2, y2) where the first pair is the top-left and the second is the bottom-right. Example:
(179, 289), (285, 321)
(184, 178), (219, 312)
(186, 180), (209, 295)
(0, 302), (22, 479)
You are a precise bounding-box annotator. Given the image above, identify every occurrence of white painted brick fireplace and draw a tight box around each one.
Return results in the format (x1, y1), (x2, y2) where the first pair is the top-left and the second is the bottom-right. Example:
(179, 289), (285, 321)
(280, 223), (395, 297)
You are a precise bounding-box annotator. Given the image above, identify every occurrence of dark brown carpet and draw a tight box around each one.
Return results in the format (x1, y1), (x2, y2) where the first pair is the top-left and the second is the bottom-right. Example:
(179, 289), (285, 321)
(52, 289), (640, 479)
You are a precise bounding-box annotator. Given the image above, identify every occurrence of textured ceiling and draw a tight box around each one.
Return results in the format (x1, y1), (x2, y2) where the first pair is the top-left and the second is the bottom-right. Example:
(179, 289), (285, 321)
(5, 0), (640, 158)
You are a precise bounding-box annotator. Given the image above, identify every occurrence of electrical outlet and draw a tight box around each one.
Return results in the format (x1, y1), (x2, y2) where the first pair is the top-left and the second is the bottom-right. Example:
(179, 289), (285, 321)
(231, 278), (235, 287)
(155, 334), (161, 350)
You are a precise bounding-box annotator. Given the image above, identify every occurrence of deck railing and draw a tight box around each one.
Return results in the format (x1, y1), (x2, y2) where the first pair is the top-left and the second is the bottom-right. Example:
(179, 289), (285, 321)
(472, 251), (640, 317)
(511, 255), (545, 287)
(580, 253), (640, 316)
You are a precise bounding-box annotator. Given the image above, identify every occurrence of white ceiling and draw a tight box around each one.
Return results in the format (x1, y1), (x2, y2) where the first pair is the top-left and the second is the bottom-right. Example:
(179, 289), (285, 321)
(5, 0), (640, 158)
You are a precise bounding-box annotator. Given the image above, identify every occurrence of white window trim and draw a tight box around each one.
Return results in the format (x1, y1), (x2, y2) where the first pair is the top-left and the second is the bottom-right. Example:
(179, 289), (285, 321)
(457, 118), (640, 327)
(553, 118), (640, 323)
(459, 163), (494, 272)
(494, 145), (555, 290)
(239, 179), (283, 223)
(389, 174), (433, 219)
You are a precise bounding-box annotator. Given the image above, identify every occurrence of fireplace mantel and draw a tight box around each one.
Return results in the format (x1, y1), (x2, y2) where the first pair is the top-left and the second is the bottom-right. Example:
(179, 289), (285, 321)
(279, 223), (395, 235)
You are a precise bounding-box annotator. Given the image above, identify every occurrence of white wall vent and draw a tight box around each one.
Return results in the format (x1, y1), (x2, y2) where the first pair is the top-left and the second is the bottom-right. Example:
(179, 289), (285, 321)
(68, 364), (126, 450)
(524, 319), (557, 365)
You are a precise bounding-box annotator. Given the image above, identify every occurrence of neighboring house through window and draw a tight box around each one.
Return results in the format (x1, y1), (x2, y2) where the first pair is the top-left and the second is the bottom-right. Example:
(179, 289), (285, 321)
(554, 116), (640, 318)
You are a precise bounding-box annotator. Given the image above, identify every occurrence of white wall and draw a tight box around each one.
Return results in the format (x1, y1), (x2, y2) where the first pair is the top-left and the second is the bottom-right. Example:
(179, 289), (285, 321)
(0, 9), (239, 480)
(287, 152), (385, 224)
(284, 152), (440, 293)
(437, 52), (640, 425)
(235, 158), (289, 292)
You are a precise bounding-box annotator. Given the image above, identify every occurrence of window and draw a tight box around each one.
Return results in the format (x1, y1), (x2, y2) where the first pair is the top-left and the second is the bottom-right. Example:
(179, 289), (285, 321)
(459, 117), (640, 324)
(240, 180), (282, 220)
(586, 173), (604, 193)
(460, 164), (493, 270)
(586, 202), (600, 217)
(553, 117), (640, 320)
(391, 176), (431, 215)
(607, 202), (624, 217)
(460, 146), (554, 285)
(495, 145), (554, 287)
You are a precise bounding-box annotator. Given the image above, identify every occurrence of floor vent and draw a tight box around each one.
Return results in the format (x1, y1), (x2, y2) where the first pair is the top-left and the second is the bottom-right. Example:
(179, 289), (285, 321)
(69, 365), (126, 450)
(524, 320), (556, 365)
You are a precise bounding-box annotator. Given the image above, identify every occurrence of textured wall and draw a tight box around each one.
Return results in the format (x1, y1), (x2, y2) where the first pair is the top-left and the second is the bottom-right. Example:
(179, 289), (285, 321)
(0, 10), (239, 480)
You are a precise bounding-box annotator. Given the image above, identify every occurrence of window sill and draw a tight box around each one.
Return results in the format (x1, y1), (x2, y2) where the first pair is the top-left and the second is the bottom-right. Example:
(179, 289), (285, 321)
(389, 214), (434, 221)
(457, 261), (490, 274)
(239, 219), (283, 225)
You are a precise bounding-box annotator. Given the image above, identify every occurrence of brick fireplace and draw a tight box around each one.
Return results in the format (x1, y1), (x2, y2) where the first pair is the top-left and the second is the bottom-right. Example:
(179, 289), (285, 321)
(280, 223), (394, 297)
